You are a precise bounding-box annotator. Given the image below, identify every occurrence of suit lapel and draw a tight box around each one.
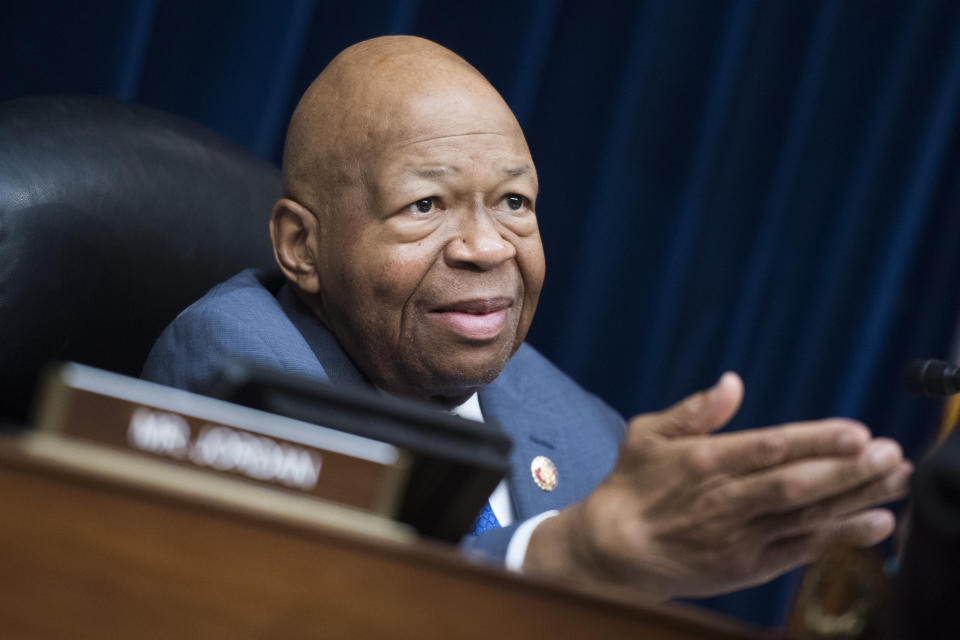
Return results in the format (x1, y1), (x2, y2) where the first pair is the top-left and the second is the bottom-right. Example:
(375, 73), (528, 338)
(480, 373), (580, 520)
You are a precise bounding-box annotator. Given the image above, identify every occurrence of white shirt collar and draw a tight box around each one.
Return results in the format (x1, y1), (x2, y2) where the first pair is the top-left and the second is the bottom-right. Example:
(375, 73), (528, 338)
(449, 392), (483, 423)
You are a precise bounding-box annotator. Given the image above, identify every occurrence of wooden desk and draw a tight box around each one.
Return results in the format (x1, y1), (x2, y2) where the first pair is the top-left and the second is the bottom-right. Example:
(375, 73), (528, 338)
(0, 437), (773, 639)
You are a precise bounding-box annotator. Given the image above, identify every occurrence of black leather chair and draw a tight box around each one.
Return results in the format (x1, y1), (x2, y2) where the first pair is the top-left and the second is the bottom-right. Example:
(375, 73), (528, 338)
(0, 96), (281, 425)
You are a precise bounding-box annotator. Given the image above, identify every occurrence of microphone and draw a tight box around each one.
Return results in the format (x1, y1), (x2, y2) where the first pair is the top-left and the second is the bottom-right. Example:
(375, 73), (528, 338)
(903, 359), (960, 396)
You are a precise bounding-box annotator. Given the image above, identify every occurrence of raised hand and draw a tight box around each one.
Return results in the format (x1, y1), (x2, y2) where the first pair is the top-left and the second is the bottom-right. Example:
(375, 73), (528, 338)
(524, 372), (912, 599)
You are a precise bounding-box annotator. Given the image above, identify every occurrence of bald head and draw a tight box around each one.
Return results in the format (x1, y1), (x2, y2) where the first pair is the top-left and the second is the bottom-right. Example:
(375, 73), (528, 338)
(282, 36), (527, 211)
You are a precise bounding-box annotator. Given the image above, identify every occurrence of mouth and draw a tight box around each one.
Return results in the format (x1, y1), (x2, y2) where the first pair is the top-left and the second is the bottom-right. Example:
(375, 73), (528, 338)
(428, 297), (514, 340)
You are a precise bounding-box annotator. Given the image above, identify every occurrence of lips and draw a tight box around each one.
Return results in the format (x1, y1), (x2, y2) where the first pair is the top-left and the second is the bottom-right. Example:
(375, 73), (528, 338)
(429, 297), (513, 340)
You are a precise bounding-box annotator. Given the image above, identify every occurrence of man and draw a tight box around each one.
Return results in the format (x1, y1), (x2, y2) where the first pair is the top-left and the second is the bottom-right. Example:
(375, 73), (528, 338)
(143, 36), (911, 601)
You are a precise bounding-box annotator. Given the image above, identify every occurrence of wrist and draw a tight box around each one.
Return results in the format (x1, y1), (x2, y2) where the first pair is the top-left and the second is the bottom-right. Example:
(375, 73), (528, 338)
(522, 504), (668, 602)
(505, 511), (559, 571)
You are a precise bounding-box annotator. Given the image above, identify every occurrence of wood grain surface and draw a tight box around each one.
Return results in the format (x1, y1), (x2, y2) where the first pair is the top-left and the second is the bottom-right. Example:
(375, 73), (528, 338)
(0, 439), (774, 639)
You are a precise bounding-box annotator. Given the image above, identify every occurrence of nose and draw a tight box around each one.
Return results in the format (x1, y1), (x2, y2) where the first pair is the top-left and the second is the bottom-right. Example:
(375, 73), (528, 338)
(444, 208), (515, 271)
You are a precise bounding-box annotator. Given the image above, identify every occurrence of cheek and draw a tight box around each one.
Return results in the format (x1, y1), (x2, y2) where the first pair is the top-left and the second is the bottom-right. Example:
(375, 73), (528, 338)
(513, 237), (545, 345)
(364, 245), (438, 310)
(517, 236), (546, 303)
(500, 214), (544, 300)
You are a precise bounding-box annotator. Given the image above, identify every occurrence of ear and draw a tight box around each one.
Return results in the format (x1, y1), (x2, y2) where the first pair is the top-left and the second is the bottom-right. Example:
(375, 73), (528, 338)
(270, 198), (322, 294)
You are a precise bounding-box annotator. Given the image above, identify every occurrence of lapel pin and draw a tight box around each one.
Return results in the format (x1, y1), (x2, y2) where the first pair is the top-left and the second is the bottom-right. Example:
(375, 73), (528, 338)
(530, 455), (557, 492)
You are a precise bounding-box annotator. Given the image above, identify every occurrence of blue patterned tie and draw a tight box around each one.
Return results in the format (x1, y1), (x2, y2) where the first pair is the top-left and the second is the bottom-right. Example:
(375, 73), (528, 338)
(470, 501), (501, 535)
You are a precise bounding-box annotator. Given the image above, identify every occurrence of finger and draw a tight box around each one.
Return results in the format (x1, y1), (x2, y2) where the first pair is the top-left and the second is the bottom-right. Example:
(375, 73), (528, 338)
(750, 461), (913, 541)
(631, 371), (744, 441)
(685, 418), (872, 478)
(754, 510), (894, 579)
(709, 438), (904, 518)
(723, 509), (897, 592)
(757, 510), (896, 579)
(826, 508), (897, 548)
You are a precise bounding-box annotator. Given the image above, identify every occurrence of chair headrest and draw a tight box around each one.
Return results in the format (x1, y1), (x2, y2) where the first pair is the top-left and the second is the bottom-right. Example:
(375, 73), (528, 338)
(0, 95), (281, 424)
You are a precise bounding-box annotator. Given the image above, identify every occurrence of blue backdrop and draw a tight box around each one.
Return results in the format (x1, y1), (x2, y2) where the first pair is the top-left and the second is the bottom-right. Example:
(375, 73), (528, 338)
(4, 0), (960, 627)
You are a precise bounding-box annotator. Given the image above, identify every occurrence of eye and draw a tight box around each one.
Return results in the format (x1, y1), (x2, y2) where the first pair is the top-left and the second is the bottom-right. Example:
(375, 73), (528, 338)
(406, 197), (437, 215)
(501, 194), (526, 211)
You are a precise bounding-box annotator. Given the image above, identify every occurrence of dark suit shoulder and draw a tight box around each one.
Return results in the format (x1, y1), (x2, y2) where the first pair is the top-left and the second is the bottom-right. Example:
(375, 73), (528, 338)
(141, 269), (323, 392)
(181, 268), (286, 321)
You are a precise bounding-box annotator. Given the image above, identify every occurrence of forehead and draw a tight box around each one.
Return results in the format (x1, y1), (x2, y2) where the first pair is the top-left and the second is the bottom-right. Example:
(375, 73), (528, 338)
(370, 87), (533, 175)
(385, 132), (533, 174)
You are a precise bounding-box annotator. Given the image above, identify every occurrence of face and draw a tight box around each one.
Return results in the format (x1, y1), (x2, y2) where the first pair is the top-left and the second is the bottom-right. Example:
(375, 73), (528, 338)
(312, 89), (545, 405)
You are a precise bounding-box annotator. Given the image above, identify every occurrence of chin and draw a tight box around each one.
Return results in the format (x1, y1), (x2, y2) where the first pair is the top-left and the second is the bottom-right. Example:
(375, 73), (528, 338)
(387, 327), (526, 404)
(419, 351), (511, 401)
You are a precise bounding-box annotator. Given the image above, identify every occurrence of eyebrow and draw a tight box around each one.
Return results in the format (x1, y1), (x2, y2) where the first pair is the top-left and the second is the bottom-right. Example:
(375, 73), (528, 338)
(412, 167), (453, 179)
(407, 165), (533, 181)
(503, 166), (530, 178)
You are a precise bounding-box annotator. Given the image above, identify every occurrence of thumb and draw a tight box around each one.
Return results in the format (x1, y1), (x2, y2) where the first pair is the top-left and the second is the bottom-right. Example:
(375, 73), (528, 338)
(631, 371), (744, 440)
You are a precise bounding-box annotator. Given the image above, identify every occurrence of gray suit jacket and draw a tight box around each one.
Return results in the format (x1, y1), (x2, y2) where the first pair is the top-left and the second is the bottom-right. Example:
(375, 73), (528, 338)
(142, 269), (625, 561)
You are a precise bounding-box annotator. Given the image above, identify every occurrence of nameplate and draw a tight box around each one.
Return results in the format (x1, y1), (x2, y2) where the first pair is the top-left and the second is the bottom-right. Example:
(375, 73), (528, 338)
(33, 364), (409, 516)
